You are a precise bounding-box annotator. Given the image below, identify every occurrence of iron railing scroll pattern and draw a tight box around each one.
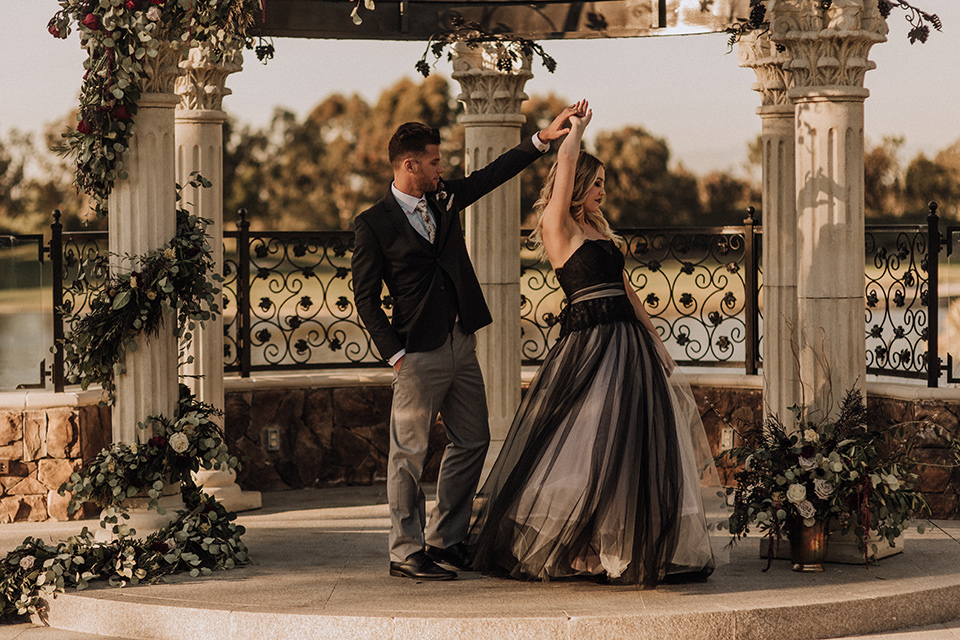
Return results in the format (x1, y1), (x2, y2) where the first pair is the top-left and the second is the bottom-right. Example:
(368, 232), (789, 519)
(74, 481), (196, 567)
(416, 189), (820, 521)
(40, 209), (946, 386)
(52, 216), (109, 391)
(864, 218), (933, 381)
(221, 213), (386, 374)
(519, 222), (758, 369)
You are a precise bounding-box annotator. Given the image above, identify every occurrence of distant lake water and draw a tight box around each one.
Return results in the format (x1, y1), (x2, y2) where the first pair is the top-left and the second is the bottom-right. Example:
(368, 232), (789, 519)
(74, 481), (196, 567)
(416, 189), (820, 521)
(0, 312), (50, 390)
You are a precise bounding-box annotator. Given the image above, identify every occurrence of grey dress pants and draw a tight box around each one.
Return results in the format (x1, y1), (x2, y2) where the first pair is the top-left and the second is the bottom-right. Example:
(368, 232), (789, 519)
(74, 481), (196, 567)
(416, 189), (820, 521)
(387, 323), (490, 563)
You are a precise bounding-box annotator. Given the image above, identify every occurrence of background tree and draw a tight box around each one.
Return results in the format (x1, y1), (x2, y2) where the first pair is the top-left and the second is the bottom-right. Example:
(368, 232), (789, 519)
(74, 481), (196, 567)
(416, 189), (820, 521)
(904, 153), (957, 218)
(592, 126), (702, 227)
(864, 136), (905, 220)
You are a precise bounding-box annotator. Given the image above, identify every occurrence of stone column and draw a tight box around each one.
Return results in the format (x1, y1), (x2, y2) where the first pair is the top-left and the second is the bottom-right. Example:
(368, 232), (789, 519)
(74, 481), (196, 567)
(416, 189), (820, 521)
(769, 0), (888, 420)
(176, 46), (260, 512)
(103, 41), (184, 538)
(738, 32), (800, 425)
(108, 46), (182, 444)
(451, 43), (532, 472)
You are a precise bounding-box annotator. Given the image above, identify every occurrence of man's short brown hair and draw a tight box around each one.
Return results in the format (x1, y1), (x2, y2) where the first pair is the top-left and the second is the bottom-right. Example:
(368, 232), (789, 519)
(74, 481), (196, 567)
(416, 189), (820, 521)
(388, 122), (441, 167)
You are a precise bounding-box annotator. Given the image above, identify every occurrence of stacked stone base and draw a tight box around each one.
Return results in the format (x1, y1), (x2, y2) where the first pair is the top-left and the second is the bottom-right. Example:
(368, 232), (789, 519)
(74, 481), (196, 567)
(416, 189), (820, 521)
(0, 404), (108, 523)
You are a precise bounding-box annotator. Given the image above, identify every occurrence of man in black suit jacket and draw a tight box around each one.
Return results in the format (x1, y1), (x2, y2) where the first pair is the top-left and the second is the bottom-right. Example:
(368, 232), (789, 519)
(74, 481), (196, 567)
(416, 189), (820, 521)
(352, 110), (575, 580)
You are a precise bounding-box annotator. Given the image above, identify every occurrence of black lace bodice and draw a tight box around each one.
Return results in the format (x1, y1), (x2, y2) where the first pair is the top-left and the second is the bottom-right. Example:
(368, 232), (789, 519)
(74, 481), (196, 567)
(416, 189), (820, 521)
(555, 240), (636, 335)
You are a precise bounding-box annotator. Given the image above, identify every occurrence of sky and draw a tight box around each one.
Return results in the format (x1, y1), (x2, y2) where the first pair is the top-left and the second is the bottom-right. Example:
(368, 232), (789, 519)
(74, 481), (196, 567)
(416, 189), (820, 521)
(2, 1), (958, 177)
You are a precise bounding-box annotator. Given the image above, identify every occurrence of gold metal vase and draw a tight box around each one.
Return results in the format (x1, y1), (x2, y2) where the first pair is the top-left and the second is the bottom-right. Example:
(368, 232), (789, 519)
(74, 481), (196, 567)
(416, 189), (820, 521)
(789, 520), (829, 572)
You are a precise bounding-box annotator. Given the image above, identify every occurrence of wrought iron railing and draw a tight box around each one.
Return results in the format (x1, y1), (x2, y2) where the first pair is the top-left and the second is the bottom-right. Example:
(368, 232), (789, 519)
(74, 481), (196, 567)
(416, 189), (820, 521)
(11, 204), (949, 391)
(520, 213), (761, 372)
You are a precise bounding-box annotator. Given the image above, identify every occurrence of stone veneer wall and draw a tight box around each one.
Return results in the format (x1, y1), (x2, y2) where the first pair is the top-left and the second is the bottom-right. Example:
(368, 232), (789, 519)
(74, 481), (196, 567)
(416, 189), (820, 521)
(2, 383), (958, 522)
(0, 405), (108, 522)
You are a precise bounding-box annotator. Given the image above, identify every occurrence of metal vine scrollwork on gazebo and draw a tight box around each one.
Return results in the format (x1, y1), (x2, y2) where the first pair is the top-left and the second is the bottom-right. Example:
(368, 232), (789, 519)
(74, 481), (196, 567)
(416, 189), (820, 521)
(864, 226), (929, 378)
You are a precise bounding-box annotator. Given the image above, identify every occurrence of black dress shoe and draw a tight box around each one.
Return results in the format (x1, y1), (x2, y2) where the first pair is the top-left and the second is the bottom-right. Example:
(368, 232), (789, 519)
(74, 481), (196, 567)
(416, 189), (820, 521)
(425, 542), (472, 571)
(389, 551), (457, 581)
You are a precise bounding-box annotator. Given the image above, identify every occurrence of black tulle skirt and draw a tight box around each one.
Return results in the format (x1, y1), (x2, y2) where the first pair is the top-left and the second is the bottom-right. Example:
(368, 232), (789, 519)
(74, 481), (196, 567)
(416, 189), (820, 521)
(468, 317), (721, 587)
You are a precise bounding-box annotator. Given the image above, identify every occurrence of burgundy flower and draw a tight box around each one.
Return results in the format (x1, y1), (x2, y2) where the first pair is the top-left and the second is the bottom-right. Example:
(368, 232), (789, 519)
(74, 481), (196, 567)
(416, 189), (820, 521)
(801, 444), (816, 458)
(81, 13), (100, 30)
(112, 104), (132, 120)
(77, 120), (92, 135)
(148, 436), (167, 448)
(125, 0), (137, 8)
(149, 0), (164, 4)
(48, 23), (67, 39)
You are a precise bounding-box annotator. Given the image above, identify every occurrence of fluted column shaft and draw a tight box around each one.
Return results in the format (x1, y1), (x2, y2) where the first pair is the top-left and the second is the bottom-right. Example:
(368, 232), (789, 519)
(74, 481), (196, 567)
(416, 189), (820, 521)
(758, 105), (800, 423)
(451, 44), (532, 471)
(108, 92), (181, 443)
(174, 47), (260, 511)
(738, 31), (800, 424)
(175, 45), (242, 414)
(769, 0), (887, 420)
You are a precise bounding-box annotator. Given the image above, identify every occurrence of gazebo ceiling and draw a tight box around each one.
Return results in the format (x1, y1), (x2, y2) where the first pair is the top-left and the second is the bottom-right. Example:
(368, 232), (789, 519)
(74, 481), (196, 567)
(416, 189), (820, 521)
(260, 0), (750, 41)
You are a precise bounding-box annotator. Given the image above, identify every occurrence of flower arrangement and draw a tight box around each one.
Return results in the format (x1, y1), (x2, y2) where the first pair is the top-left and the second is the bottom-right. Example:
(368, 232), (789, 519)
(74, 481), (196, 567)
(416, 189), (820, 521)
(0, 492), (247, 620)
(718, 389), (960, 564)
(60, 174), (222, 402)
(47, 0), (271, 217)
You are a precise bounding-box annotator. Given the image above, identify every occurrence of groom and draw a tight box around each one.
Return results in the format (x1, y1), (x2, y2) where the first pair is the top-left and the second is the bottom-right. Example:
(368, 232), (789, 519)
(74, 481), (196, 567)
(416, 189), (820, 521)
(352, 109), (574, 580)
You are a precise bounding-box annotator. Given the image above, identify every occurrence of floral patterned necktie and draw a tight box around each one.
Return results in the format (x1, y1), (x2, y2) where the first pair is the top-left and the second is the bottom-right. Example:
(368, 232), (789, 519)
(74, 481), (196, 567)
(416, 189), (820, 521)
(414, 199), (436, 243)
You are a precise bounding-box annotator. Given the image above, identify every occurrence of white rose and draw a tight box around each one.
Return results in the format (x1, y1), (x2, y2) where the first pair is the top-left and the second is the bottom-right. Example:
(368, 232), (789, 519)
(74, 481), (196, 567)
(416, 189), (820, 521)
(19, 556), (35, 570)
(803, 517), (817, 527)
(146, 6), (161, 21)
(814, 478), (834, 500)
(169, 432), (190, 453)
(797, 500), (816, 520)
(786, 483), (807, 504)
(799, 456), (817, 471)
(803, 428), (819, 443)
(886, 474), (901, 491)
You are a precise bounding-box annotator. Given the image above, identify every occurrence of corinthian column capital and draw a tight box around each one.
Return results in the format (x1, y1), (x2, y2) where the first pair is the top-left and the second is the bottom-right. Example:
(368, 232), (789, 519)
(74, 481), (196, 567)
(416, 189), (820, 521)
(175, 44), (244, 112)
(451, 42), (532, 124)
(738, 30), (794, 108)
(768, 0), (888, 96)
(140, 35), (185, 95)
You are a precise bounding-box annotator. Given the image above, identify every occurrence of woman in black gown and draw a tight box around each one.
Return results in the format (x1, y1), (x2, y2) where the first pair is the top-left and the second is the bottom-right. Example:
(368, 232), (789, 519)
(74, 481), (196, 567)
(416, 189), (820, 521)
(469, 100), (724, 587)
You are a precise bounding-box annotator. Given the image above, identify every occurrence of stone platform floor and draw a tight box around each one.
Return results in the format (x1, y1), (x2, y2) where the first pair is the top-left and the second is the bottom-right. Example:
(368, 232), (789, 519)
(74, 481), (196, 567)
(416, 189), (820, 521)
(2, 485), (960, 640)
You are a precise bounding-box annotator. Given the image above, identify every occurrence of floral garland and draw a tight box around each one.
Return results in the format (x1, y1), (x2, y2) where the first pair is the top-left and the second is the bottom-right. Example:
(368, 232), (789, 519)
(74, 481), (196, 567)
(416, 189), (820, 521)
(47, 0), (272, 217)
(718, 389), (960, 566)
(60, 174), (222, 402)
(1, 491), (247, 620)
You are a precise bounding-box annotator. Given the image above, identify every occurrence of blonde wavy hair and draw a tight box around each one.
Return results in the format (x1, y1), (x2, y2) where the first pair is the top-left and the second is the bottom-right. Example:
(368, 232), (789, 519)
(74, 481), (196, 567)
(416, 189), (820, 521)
(529, 151), (622, 259)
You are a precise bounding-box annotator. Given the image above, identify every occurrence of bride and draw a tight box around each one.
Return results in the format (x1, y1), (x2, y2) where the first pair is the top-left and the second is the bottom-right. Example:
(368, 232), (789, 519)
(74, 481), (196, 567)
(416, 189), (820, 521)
(468, 100), (725, 586)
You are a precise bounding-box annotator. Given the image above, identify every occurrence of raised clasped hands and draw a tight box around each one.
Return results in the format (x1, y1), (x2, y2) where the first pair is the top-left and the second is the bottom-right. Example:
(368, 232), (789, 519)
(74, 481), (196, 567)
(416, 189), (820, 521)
(539, 99), (592, 143)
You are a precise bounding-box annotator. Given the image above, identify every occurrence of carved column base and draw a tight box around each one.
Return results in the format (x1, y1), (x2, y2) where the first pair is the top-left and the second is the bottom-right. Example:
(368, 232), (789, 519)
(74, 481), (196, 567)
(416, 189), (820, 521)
(194, 468), (262, 512)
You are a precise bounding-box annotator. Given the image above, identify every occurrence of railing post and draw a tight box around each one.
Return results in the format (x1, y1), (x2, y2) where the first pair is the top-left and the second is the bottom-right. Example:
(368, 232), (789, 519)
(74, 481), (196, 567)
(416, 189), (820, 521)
(743, 207), (759, 375)
(237, 208), (251, 378)
(927, 201), (940, 388)
(50, 210), (65, 393)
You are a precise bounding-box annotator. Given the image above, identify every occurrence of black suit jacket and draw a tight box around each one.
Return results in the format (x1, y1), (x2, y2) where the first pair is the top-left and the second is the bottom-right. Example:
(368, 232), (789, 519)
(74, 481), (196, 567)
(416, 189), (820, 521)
(352, 137), (544, 361)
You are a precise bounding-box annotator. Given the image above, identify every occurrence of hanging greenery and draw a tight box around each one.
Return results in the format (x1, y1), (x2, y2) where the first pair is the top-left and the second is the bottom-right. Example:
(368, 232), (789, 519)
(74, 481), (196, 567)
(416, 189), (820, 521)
(47, 0), (272, 217)
(415, 16), (557, 78)
(0, 488), (248, 620)
(60, 174), (222, 402)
